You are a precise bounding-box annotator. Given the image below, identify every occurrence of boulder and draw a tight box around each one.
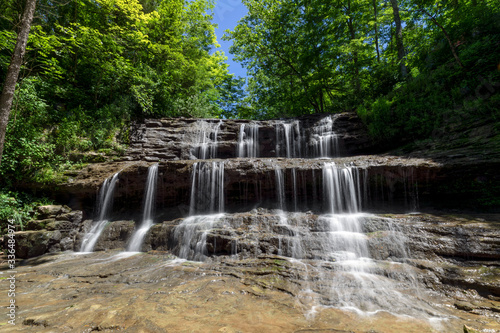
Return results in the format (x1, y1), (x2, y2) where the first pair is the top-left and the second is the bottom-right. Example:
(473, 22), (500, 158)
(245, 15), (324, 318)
(37, 205), (63, 218)
(26, 218), (56, 231)
(15, 230), (61, 259)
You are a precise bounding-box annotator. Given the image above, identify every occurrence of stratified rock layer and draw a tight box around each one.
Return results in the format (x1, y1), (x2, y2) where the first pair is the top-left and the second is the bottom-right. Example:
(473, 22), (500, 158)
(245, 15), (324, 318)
(6, 112), (500, 332)
(124, 113), (377, 161)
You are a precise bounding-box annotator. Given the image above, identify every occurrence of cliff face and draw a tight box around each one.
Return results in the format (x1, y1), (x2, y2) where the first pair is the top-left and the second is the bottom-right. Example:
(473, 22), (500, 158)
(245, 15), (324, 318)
(52, 111), (498, 215)
(57, 156), (441, 221)
(7, 112), (500, 332)
(124, 112), (377, 161)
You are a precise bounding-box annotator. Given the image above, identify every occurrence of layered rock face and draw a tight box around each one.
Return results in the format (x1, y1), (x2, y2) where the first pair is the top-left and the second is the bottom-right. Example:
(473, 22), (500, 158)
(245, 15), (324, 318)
(58, 156), (440, 221)
(54, 112), (498, 214)
(8, 112), (500, 332)
(124, 113), (377, 161)
(13, 205), (83, 258)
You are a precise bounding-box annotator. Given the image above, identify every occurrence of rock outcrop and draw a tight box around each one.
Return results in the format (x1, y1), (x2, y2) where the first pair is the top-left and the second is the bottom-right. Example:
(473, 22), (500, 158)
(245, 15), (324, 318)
(2, 212), (500, 332)
(6, 112), (500, 332)
(55, 156), (442, 220)
(10, 205), (83, 258)
(124, 112), (377, 161)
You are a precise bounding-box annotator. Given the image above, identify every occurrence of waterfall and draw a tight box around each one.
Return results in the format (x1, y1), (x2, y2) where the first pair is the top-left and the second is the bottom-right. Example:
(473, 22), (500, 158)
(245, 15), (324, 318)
(80, 172), (119, 252)
(175, 161), (226, 260)
(275, 167), (286, 211)
(274, 166), (303, 258)
(291, 168), (298, 211)
(276, 120), (302, 157)
(174, 213), (225, 261)
(322, 163), (361, 214)
(274, 117), (341, 158)
(310, 115), (339, 158)
(315, 162), (430, 315)
(127, 164), (158, 252)
(191, 120), (222, 159)
(189, 161), (225, 215)
(237, 123), (259, 157)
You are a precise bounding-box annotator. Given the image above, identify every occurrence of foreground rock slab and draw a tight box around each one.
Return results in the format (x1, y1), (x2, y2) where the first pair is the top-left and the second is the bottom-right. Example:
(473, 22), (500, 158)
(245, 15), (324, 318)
(1, 250), (499, 332)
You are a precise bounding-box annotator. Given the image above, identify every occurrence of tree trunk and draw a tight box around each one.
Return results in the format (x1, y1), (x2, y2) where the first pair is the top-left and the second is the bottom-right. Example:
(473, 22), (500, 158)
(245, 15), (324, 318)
(421, 8), (464, 69)
(373, 0), (380, 62)
(389, 0), (407, 78)
(0, 0), (37, 166)
(347, 0), (360, 93)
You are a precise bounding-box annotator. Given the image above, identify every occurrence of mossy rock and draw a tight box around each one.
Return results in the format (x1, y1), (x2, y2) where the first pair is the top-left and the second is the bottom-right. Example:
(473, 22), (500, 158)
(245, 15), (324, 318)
(26, 218), (56, 231)
(463, 325), (481, 333)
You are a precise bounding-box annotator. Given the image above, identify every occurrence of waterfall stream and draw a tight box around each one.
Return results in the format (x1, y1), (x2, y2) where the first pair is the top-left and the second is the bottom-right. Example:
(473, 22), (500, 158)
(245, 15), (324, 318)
(127, 164), (158, 252)
(275, 117), (340, 158)
(311, 115), (339, 158)
(189, 161), (225, 215)
(191, 120), (222, 159)
(174, 161), (226, 260)
(237, 123), (259, 157)
(276, 120), (302, 158)
(313, 163), (434, 316)
(80, 172), (119, 252)
(80, 114), (451, 322)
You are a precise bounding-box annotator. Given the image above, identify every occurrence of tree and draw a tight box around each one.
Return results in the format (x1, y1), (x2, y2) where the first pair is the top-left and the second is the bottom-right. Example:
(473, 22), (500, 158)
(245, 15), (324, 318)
(372, 0), (380, 61)
(0, 0), (36, 166)
(389, 0), (407, 78)
(410, 0), (465, 69)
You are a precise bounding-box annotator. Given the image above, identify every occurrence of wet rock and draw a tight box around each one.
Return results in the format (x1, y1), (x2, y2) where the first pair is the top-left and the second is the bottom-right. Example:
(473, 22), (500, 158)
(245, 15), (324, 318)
(455, 301), (475, 312)
(92, 220), (135, 251)
(3, 251), (483, 333)
(23, 318), (49, 327)
(46, 220), (72, 231)
(56, 210), (83, 224)
(463, 325), (481, 333)
(15, 230), (61, 259)
(11, 206), (85, 258)
(60, 236), (74, 251)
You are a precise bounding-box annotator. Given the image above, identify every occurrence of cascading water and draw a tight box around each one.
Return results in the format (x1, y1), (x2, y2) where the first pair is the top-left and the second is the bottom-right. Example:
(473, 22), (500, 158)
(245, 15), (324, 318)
(274, 117), (340, 158)
(311, 162), (439, 317)
(80, 172), (119, 252)
(174, 161), (226, 261)
(189, 161), (225, 215)
(322, 163), (361, 214)
(127, 163), (158, 252)
(274, 167), (303, 258)
(175, 213), (225, 261)
(191, 120), (222, 159)
(68, 114), (465, 330)
(309, 115), (339, 158)
(237, 123), (259, 158)
(276, 120), (302, 158)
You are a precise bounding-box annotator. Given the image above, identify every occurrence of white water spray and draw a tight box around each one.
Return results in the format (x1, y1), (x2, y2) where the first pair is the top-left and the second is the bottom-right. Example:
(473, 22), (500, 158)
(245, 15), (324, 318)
(237, 123), (259, 157)
(175, 161), (226, 261)
(191, 120), (222, 159)
(80, 172), (119, 252)
(127, 164), (158, 252)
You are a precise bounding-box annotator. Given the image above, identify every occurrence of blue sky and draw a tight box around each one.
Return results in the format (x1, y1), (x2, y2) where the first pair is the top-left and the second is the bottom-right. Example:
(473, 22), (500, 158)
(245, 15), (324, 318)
(212, 0), (248, 78)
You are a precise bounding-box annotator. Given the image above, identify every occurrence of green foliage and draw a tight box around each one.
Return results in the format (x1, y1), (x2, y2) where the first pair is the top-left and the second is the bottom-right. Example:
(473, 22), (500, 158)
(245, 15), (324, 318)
(225, 0), (500, 139)
(0, 0), (241, 187)
(0, 191), (53, 234)
(359, 27), (500, 145)
(225, 0), (394, 117)
(172, 93), (220, 118)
